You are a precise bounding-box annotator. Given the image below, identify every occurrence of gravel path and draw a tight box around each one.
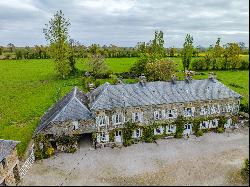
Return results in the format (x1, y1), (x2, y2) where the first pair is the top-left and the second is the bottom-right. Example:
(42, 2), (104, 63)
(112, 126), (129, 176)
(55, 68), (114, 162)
(20, 127), (249, 186)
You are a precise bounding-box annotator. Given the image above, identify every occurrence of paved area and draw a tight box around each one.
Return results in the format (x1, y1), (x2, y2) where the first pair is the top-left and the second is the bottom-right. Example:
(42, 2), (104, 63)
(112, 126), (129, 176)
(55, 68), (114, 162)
(20, 127), (249, 186)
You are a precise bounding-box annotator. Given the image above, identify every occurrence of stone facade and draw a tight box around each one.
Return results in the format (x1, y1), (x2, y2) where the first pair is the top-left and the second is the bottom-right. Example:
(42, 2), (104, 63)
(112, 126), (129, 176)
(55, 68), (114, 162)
(93, 98), (240, 145)
(0, 149), (20, 186)
(34, 78), (242, 153)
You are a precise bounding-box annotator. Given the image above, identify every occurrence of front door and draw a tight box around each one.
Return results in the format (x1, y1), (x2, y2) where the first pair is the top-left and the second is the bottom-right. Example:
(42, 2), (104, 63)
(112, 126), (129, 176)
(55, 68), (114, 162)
(115, 130), (122, 143)
(184, 124), (192, 135)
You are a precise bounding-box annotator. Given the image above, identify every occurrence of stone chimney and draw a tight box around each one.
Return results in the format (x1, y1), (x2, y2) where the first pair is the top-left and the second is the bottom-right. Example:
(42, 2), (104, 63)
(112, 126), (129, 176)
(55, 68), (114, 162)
(117, 78), (124, 84)
(171, 74), (178, 84)
(185, 71), (192, 83)
(88, 83), (95, 91)
(139, 74), (147, 86)
(85, 71), (90, 77)
(208, 72), (216, 82)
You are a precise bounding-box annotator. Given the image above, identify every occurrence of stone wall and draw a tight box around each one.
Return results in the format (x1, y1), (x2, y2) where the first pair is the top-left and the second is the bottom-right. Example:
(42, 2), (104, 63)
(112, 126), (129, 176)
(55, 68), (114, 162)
(94, 98), (240, 132)
(40, 118), (95, 138)
(0, 148), (20, 186)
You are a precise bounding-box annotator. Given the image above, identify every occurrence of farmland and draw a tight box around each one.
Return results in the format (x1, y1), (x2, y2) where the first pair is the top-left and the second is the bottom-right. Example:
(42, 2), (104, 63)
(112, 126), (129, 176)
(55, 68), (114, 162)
(0, 57), (249, 157)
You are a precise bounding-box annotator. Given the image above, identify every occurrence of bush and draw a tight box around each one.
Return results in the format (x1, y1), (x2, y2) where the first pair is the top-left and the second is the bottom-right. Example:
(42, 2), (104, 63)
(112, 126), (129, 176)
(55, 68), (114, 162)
(45, 147), (55, 157)
(240, 103), (249, 113)
(195, 130), (203, 137)
(142, 126), (155, 143)
(241, 159), (249, 182)
(216, 127), (224, 133)
(174, 132), (183, 139)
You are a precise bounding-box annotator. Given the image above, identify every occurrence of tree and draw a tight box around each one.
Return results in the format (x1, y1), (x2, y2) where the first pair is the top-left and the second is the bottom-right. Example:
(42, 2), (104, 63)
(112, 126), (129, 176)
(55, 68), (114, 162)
(181, 34), (193, 71)
(43, 10), (75, 79)
(87, 54), (109, 78)
(131, 30), (166, 74)
(222, 43), (241, 69)
(0, 46), (3, 55)
(145, 59), (177, 81)
(7, 43), (15, 53)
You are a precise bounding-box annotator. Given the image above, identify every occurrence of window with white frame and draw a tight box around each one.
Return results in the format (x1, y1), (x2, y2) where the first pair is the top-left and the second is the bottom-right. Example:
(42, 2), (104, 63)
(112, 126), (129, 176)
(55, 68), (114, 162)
(167, 124), (175, 133)
(200, 107), (206, 115)
(154, 126), (163, 135)
(112, 114), (123, 125)
(97, 115), (108, 127)
(226, 104), (232, 113)
(100, 132), (108, 142)
(154, 110), (163, 120)
(72, 121), (79, 130)
(166, 109), (176, 118)
(210, 105), (216, 114)
(216, 104), (221, 114)
(132, 112), (142, 123)
(184, 107), (192, 117)
(133, 128), (142, 138)
(212, 119), (218, 127)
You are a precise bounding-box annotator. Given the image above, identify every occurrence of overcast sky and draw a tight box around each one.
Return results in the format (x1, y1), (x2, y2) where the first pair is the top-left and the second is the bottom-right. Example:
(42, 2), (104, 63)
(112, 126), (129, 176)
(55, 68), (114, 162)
(0, 0), (249, 47)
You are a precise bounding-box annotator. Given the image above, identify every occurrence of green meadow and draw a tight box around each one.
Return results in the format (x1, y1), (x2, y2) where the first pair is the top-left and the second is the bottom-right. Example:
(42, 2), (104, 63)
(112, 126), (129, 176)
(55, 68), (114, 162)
(0, 57), (249, 157)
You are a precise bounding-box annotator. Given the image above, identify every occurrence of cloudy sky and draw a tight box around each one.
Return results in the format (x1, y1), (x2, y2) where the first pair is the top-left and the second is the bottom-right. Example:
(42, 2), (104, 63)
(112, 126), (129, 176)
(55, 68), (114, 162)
(0, 0), (249, 47)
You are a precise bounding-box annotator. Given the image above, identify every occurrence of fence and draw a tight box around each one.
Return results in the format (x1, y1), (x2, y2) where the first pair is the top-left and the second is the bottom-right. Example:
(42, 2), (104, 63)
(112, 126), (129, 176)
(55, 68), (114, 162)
(19, 144), (35, 179)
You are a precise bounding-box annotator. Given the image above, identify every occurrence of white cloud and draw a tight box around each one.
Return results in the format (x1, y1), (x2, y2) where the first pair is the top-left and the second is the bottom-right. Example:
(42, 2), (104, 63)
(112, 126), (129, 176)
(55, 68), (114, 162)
(0, 0), (248, 47)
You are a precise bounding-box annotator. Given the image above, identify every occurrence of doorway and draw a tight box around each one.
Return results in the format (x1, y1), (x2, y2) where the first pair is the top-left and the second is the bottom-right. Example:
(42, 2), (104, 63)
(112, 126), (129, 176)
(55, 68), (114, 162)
(78, 133), (92, 149)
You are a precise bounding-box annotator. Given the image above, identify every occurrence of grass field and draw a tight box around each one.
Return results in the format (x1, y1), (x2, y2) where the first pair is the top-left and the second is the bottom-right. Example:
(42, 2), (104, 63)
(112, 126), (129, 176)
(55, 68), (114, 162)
(0, 57), (249, 157)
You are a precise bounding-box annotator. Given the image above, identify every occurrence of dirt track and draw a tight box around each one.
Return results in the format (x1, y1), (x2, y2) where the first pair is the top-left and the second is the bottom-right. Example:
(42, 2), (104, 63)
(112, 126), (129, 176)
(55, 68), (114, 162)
(20, 127), (249, 186)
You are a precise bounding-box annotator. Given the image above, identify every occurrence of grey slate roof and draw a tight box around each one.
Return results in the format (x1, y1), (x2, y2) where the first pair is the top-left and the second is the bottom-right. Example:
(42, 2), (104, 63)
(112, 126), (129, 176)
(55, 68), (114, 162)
(34, 78), (242, 135)
(89, 79), (242, 110)
(0, 139), (20, 162)
(34, 86), (91, 135)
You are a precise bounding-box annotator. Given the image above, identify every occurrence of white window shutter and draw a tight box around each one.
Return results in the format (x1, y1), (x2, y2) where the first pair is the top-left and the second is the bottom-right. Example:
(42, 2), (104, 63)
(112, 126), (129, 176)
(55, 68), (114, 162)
(96, 133), (101, 143)
(96, 117), (100, 126)
(122, 115), (126, 123)
(105, 116), (109, 125)
(191, 107), (195, 116)
(132, 113), (135, 122)
(112, 115), (115, 124)
(173, 109), (177, 118)
(140, 112), (143, 122)
(154, 111), (157, 119)
(105, 133), (109, 142)
(162, 110), (166, 119)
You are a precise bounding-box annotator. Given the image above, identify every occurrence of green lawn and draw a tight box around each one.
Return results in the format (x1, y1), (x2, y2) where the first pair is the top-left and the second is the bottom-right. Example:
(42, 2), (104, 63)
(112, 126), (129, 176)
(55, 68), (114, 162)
(0, 57), (248, 157)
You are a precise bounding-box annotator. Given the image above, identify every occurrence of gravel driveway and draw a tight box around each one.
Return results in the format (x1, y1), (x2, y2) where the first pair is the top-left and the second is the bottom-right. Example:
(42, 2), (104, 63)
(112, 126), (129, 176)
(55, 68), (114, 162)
(20, 127), (249, 186)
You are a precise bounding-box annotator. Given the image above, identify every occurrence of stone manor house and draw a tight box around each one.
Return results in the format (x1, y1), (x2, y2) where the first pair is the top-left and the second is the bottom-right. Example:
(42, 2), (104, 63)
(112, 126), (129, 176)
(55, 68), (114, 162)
(33, 74), (242, 151)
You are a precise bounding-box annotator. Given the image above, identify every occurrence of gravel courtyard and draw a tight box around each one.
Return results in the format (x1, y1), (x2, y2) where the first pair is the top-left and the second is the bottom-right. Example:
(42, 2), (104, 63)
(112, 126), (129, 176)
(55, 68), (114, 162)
(20, 127), (249, 186)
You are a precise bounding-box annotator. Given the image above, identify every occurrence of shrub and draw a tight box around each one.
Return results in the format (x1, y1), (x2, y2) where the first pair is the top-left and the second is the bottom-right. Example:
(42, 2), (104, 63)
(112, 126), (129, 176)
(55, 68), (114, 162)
(240, 103), (249, 113)
(174, 132), (183, 139)
(142, 126), (155, 143)
(216, 127), (224, 133)
(218, 116), (227, 128)
(195, 130), (203, 137)
(45, 147), (55, 157)
(174, 116), (186, 138)
(241, 159), (249, 182)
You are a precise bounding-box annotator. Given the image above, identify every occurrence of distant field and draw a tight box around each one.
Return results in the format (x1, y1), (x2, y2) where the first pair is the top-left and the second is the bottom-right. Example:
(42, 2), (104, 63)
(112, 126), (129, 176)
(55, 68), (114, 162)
(0, 57), (248, 157)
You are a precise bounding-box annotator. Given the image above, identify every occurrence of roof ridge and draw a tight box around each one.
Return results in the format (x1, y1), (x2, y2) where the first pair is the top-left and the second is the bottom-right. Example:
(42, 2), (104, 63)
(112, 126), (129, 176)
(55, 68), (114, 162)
(90, 83), (111, 110)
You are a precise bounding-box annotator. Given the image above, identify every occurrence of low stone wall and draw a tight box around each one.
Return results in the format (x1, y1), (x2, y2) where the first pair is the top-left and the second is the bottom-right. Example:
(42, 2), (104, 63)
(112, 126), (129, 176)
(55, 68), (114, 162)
(0, 149), (20, 186)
